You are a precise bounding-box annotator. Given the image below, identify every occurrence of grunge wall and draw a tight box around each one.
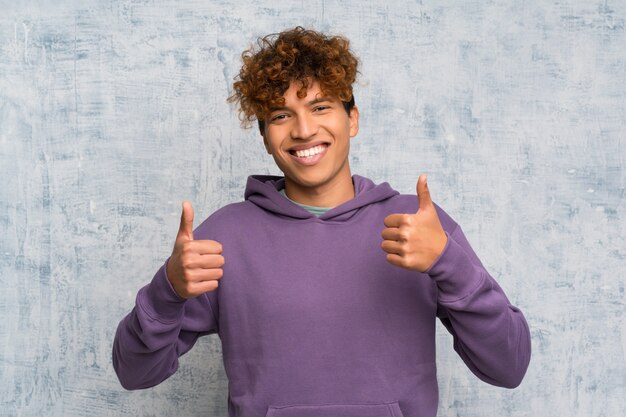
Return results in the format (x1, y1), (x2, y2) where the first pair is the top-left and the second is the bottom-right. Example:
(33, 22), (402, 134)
(1, 1), (624, 416)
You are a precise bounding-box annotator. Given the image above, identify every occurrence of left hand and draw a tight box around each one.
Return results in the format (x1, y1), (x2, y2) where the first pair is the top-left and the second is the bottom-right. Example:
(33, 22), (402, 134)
(381, 174), (448, 272)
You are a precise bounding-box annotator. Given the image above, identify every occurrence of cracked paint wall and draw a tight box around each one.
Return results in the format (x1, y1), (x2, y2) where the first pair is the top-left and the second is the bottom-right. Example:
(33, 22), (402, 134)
(0, 1), (624, 416)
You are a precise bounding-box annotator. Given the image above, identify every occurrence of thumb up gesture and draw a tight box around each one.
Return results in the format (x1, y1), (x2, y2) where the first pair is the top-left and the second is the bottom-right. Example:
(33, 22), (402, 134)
(166, 201), (224, 298)
(381, 174), (448, 273)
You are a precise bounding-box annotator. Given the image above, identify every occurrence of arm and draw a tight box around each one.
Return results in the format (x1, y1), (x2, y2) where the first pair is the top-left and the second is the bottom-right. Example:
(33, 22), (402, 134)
(427, 224), (531, 388)
(113, 201), (222, 390)
(112, 262), (219, 390)
(381, 174), (530, 388)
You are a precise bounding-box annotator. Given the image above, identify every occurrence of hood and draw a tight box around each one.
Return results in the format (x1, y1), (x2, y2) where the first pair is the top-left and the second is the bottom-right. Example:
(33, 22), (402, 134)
(244, 175), (399, 222)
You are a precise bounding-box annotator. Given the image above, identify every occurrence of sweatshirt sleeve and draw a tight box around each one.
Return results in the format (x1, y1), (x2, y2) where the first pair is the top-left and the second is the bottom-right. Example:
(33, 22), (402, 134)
(112, 261), (219, 390)
(425, 224), (531, 388)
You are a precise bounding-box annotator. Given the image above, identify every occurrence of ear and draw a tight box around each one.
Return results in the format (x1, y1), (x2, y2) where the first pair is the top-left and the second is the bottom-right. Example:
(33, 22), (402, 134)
(349, 105), (359, 137)
(261, 132), (272, 154)
(258, 119), (272, 154)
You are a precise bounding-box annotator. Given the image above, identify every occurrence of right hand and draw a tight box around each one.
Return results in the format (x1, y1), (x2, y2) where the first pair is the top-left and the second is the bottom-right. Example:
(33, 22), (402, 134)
(166, 201), (224, 298)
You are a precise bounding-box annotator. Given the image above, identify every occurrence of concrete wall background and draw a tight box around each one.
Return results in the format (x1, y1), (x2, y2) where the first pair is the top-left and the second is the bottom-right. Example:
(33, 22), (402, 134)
(1, 1), (624, 416)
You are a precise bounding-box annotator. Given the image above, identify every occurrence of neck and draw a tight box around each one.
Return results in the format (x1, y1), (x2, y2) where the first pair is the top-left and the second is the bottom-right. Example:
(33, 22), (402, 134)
(284, 165), (355, 208)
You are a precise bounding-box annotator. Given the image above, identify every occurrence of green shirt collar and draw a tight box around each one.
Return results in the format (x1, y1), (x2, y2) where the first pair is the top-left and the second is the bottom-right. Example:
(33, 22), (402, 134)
(279, 189), (333, 217)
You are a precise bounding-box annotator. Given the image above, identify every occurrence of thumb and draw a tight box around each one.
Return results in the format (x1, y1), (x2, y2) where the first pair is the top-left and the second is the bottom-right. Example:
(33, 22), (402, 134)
(176, 201), (194, 242)
(416, 174), (433, 212)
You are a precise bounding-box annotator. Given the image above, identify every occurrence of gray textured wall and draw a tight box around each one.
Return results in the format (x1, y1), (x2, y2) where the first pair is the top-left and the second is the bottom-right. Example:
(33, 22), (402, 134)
(1, 1), (624, 416)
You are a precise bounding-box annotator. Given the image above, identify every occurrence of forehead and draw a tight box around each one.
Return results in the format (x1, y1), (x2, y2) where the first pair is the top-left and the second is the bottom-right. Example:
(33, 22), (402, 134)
(279, 80), (338, 106)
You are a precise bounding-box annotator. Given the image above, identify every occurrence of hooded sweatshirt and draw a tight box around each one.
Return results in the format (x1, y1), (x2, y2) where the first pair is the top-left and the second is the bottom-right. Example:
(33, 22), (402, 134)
(113, 175), (531, 417)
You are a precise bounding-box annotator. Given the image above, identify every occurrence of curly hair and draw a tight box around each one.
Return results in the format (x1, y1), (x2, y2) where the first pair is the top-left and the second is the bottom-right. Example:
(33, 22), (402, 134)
(228, 26), (359, 130)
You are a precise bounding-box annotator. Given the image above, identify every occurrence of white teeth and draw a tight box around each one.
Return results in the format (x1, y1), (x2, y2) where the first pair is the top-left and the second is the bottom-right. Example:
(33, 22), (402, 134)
(294, 144), (326, 158)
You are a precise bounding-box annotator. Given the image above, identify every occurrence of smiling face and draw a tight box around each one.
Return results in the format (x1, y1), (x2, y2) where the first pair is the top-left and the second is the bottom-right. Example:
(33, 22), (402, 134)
(261, 79), (360, 207)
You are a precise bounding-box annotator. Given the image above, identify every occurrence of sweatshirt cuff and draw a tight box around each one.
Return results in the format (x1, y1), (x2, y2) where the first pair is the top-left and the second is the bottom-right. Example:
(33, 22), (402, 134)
(138, 260), (187, 322)
(424, 230), (485, 301)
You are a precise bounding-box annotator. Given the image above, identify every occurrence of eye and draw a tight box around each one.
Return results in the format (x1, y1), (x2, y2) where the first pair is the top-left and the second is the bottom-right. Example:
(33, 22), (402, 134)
(270, 113), (288, 122)
(313, 105), (331, 112)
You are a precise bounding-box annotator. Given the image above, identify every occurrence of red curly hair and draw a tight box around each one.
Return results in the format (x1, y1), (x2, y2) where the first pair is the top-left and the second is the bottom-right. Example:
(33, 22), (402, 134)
(228, 26), (359, 130)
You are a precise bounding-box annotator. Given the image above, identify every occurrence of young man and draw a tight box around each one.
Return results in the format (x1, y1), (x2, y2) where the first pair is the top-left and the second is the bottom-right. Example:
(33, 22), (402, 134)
(113, 27), (531, 417)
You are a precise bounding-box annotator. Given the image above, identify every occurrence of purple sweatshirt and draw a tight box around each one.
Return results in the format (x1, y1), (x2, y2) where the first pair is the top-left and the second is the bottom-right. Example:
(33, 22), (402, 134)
(113, 175), (531, 417)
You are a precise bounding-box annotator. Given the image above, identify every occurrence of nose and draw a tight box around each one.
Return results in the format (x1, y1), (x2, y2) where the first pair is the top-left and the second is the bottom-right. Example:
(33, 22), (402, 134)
(290, 112), (319, 140)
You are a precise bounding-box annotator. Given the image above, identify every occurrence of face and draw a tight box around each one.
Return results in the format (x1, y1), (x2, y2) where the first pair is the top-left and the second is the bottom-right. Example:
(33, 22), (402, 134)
(262, 80), (359, 197)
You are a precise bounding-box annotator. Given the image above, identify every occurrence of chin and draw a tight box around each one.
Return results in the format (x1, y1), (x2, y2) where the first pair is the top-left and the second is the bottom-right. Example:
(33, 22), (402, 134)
(288, 175), (327, 188)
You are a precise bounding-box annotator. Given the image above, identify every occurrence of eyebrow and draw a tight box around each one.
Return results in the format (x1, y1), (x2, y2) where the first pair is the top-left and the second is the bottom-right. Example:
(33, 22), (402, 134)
(269, 97), (333, 112)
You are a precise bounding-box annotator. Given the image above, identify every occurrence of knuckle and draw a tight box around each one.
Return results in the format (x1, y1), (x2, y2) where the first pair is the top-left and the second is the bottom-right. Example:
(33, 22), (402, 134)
(181, 244), (194, 256)
(179, 285), (192, 298)
(181, 272), (193, 284)
(180, 254), (193, 269)
(212, 241), (223, 253)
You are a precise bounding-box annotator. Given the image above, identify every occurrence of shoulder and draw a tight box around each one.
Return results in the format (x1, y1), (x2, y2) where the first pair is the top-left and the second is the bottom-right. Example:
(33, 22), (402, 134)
(193, 201), (260, 239)
(385, 193), (460, 234)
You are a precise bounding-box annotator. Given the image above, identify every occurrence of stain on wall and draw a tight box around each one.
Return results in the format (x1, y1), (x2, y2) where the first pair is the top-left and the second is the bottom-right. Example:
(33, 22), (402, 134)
(0, 1), (624, 416)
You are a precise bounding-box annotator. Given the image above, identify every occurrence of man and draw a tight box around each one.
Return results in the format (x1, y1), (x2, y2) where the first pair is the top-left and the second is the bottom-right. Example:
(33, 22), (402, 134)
(113, 26), (531, 417)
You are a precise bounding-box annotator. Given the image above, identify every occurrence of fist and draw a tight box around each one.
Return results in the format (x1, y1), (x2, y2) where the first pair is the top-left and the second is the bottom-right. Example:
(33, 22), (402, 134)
(166, 201), (224, 298)
(381, 174), (448, 273)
